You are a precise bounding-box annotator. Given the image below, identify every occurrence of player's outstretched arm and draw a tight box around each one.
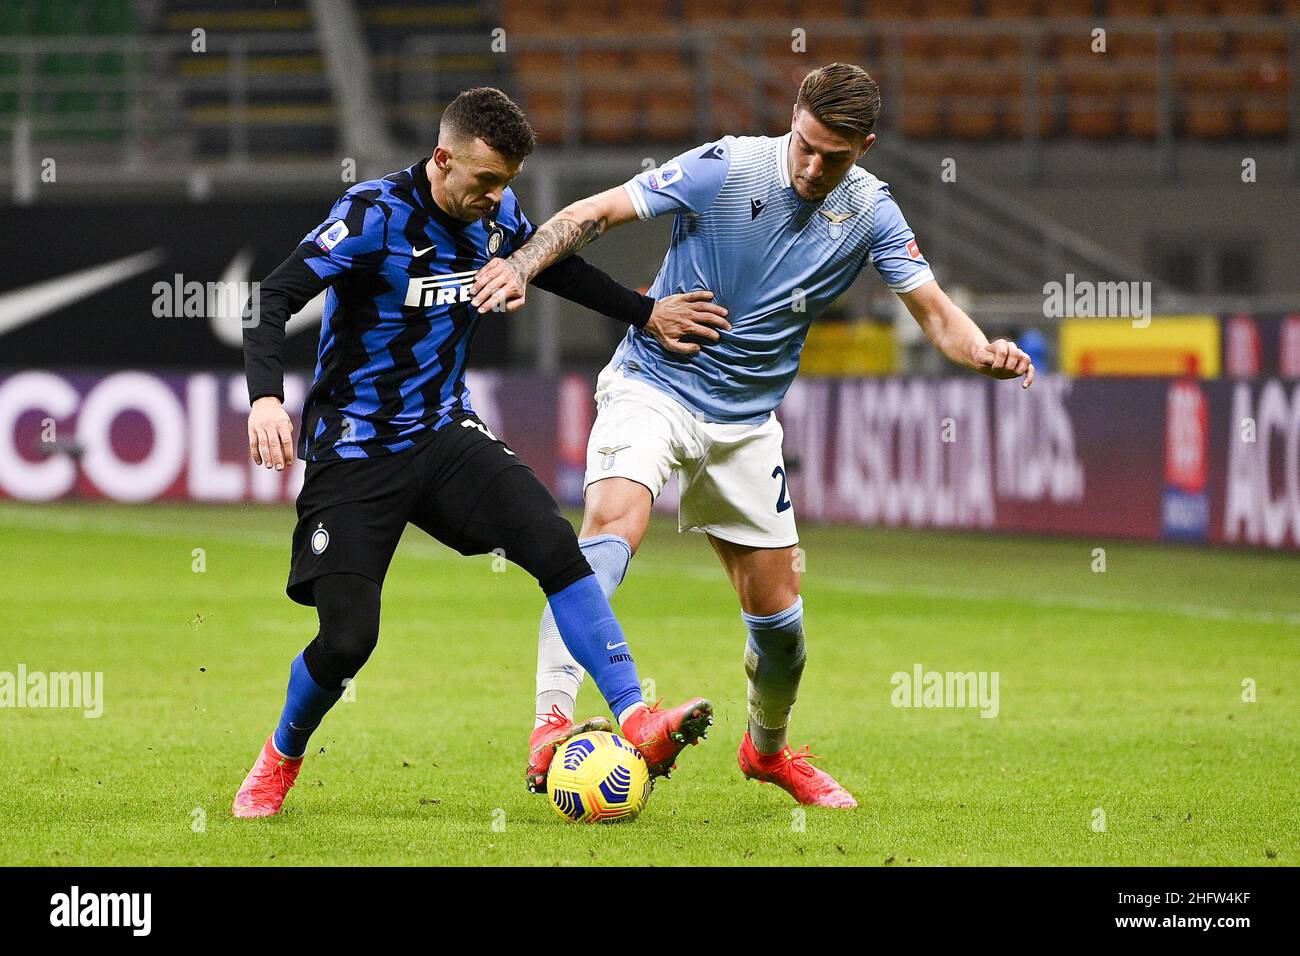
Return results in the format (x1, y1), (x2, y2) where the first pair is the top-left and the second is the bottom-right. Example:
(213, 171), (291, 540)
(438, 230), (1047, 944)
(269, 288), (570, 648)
(526, 253), (730, 356)
(899, 280), (1035, 389)
(471, 185), (638, 314)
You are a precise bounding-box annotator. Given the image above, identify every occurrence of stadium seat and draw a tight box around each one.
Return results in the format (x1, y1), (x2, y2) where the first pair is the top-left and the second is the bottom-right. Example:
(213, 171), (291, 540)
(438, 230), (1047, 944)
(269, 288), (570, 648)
(1178, 66), (1244, 138)
(521, 89), (566, 144)
(1039, 0), (1090, 16)
(710, 86), (761, 135)
(947, 72), (1010, 139)
(583, 88), (637, 144)
(980, 30), (1028, 61)
(683, 0), (740, 21)
(860, 0), (904, 18)
(983, 0), (1041, 17)
(1109, 30), (1159, 60)
(1064, 71), (1127, 138)
(898, 70), (945, 138)
(1213, 0), (1273, 12)
(1000, 69), (1059, 138)
(1240, 61), (1289, 137)
(1102, 0), (1159, 16)
(1050, 29), (1099, 62)
(814, 36), (871, 67)
(644, 87), (695, 142)
(577, 49), (629, 77)
(931, 34), (1003, 61)
(912, 0), (977, 16)
(743, 0), (798, 19)
(632, 49), (690, 74)
(502, 3), (568, 35)
(1123, 71), (1160, 139)
(1233, 30), (1288, 61)
(1171, 31), (1222, 61)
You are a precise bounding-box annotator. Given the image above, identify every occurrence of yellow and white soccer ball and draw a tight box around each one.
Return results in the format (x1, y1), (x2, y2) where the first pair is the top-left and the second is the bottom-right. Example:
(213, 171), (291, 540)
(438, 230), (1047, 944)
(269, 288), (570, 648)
(548, 731), (652, 824)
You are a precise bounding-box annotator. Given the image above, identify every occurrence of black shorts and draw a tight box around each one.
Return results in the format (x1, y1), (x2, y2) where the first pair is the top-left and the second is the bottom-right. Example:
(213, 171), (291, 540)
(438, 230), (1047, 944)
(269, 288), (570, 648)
(287, 414), (545, 606)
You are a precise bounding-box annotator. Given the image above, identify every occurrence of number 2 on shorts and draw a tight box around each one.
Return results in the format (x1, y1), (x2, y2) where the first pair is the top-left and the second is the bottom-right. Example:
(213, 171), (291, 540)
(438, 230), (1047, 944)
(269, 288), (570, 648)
(772, 465), (792, 514)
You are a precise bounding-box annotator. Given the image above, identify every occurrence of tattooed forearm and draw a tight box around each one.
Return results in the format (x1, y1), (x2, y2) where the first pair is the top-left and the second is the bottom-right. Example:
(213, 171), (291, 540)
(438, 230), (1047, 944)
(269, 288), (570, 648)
(510, 214), (608, 283)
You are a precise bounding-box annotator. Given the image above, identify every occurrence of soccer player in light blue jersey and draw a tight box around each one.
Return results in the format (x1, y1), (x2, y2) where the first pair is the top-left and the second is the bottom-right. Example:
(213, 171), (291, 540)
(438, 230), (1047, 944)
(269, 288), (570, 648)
(473, 63), (1035, 808)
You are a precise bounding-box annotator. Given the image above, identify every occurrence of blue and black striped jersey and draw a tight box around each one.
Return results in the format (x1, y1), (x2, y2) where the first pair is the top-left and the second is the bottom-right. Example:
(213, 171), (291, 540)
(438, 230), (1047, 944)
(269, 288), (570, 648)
(243, 158), (653, 462)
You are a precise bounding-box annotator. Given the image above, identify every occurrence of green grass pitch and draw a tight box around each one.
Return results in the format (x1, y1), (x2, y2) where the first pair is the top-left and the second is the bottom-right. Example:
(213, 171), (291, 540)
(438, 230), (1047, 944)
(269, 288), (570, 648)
(1, 501), (1296, 866)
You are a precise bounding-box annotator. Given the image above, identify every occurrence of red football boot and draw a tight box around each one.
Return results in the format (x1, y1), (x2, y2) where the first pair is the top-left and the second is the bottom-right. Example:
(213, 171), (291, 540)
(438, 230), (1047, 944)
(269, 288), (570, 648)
(738, 730), (857, 809)
(620, 697), (713, 778)
(526, 705), (613, 793)
(232, 735), (304, 818)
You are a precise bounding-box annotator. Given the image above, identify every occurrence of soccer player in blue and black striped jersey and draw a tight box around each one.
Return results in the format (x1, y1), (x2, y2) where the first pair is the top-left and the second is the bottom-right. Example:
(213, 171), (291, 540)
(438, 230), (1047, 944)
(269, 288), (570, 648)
(231, 88), (726, 817)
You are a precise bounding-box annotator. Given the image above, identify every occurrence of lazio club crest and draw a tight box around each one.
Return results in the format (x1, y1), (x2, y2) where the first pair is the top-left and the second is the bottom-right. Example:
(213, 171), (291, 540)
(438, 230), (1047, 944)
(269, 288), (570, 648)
(818, 208), (857, 240)
(598, 444), (630, 471)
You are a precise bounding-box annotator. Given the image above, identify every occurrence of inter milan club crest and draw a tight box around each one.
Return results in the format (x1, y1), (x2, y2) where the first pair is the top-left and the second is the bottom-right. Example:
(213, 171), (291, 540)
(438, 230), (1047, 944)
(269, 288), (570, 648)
(486, 221), (504, 255)
(817, 208), (857, 240)
(598, 444), (630, 471)
(311, 523), (330, 555)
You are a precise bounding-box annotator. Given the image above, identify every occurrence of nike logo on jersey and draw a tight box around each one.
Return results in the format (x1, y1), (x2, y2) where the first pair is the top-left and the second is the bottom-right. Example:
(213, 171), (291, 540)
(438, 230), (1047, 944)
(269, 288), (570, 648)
(750, 197), (766, 220)
(412, 244), (435, 258)
(606, 641), (628, 650)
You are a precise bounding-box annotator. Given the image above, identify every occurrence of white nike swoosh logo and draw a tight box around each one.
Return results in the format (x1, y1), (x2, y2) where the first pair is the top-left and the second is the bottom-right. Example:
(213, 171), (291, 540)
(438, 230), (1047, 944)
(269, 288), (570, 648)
(209, 247), (326, 348)
(0, 249), (167, 336)
(412, 245), (435, 257)
(606, 641), (627, 650)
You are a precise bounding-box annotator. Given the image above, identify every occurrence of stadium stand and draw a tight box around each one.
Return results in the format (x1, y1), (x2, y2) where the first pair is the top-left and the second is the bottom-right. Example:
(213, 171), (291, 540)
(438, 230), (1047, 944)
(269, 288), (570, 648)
(495, 0), (1292, 145)
(158, 0), (337, 157)
(0, 0), (137, 141)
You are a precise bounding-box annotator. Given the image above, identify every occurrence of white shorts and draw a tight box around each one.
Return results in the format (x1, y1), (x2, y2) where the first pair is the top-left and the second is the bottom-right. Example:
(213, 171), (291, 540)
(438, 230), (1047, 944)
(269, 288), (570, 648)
(583, 364), (799, 548)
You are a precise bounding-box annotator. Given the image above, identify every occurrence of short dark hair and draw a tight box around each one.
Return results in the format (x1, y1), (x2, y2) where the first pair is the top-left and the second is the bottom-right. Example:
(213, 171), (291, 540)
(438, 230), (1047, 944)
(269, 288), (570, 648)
(441, 87), (536, 162)
(796, 63), (881, 138)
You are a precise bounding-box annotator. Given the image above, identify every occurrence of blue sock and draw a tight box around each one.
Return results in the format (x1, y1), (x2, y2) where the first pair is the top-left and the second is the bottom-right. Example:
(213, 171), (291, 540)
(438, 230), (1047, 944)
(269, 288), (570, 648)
(742, 597), (807, 754)
(545, 573), (643, 719)
(536, 535), (633, 719)
(272, 652), (343, 759)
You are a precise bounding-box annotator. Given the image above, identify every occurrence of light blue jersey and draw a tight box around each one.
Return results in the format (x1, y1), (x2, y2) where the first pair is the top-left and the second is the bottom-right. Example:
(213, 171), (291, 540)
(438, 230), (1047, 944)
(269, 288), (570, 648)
(614, 133), (934, 424)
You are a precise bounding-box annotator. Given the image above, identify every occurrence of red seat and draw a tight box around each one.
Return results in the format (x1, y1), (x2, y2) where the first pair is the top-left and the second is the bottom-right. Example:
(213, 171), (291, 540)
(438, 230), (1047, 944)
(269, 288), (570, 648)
(1063, 69), (1128, 138)
(984, 0), (1040, 16)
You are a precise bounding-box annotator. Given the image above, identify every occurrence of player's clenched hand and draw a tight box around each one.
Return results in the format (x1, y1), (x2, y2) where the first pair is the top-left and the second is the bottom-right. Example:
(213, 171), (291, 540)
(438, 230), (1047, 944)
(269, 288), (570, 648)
(471, 257), (526, 314)
(972, 338), (1035, 389)
(645, 291), (731, 356)
(248, 396), (295, 470)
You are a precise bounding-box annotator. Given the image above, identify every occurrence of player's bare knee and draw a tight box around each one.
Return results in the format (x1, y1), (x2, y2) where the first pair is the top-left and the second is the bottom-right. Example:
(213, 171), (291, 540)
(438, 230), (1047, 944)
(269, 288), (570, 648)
(581, 479), (651, 552)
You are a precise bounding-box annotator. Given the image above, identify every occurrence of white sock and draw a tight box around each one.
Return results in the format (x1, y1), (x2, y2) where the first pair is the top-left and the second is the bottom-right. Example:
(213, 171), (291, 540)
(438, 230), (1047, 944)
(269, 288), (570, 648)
(534, 534), (634, 728)
(617, 701), (646, 725)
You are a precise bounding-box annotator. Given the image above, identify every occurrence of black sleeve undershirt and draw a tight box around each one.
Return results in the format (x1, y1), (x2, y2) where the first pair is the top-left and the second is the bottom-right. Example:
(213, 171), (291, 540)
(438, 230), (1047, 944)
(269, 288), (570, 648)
(531, 253), (654, 330)
(242, 245), (329, 405)
(245, 232), (653, 405)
